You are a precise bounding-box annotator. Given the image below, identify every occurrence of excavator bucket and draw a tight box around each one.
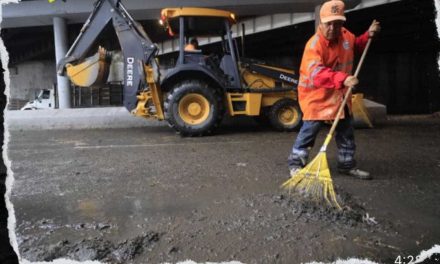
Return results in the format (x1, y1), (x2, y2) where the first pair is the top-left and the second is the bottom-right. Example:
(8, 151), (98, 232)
(65, 47), (110, 87)
(352, 93), (373, 128)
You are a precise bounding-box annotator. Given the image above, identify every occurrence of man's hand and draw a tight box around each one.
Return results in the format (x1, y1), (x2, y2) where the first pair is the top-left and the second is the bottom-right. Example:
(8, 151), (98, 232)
(343, 75), (359, 87)
(368, 19), (381, 38)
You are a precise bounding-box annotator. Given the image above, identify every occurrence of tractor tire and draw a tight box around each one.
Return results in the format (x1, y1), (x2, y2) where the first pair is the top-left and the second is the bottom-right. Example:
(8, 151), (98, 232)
(164, 80), (223, 136)
(268, 98), (302, 131)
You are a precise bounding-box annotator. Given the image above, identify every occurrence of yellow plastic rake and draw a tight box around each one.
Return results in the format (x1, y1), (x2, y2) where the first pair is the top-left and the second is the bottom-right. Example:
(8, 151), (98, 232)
(282, 134), (342, 209)
(282, 38), (373, 210)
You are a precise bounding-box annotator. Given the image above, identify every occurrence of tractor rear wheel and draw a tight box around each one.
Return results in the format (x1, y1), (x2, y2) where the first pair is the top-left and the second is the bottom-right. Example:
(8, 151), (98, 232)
(268, 98), (302, 131)
(164, 80), (223, 136)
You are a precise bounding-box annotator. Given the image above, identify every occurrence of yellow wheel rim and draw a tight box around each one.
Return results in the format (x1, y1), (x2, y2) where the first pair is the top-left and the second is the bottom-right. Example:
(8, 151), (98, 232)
(178, 93), (210, 125)
(278, 105), (299, 126)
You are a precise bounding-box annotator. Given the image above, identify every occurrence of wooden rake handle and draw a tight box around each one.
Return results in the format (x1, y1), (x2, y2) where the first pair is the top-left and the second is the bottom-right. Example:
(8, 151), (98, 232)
(325, 38), (373, 141)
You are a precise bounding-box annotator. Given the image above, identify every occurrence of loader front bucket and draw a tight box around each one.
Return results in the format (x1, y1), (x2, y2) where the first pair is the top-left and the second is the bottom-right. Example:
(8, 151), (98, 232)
(352, 93), (373, 128)
(65, 47), (110, 87)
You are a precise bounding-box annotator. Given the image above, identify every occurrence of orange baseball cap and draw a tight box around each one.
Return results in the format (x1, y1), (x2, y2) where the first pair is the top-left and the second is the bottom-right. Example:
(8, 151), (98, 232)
(320, 0), (346, 23)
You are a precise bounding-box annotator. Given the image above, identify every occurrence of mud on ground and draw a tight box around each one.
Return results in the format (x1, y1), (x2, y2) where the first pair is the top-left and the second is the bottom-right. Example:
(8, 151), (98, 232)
(9, 116), (440, 263)
(18, 191), (396, 263)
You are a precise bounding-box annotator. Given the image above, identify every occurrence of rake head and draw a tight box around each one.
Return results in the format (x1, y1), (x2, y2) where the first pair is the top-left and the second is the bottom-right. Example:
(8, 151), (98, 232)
(282, 151), (342, 210)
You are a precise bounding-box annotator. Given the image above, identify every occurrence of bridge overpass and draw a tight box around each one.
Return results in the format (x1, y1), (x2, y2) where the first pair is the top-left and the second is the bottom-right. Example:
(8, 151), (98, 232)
(1, 0), (364, 28)
(1, 0), (402, 109)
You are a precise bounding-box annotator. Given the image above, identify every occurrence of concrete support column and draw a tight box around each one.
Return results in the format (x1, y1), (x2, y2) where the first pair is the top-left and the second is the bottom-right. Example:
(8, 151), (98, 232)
(315, 4), (321, 32)
(53, 17), (71, 108)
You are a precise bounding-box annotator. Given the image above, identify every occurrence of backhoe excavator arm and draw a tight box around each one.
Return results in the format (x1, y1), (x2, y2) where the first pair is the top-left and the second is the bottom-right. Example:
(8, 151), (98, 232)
(57, 0), (159, 113)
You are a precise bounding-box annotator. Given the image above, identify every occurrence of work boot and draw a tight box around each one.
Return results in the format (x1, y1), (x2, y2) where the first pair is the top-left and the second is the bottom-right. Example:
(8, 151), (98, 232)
(339, 168), (372, 180)
(289, 167), (302, 178)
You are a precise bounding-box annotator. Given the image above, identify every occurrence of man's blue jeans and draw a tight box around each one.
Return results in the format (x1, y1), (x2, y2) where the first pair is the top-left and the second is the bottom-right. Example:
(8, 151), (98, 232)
(287, 115), (356, 171)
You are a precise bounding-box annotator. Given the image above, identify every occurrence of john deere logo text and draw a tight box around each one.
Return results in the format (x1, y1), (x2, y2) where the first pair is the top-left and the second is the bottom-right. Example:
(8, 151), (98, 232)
(331, 5), (340, 14)
(280, 73), (298, 84)
(126, 57), (134, 86)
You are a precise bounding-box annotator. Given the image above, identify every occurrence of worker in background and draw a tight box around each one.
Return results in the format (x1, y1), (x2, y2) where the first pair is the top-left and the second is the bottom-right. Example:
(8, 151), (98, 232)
(184, 37), (200, 52)
(287, 0), (381, 180)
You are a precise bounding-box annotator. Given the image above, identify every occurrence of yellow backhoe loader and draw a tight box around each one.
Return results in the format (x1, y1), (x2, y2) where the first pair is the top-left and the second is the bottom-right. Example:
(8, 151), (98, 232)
(58, 0), (372, 136)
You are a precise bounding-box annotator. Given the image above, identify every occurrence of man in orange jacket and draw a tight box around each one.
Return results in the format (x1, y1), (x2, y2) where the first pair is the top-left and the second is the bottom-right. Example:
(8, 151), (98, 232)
(184, 37), (200, 52)
(288, 0), (380, 179)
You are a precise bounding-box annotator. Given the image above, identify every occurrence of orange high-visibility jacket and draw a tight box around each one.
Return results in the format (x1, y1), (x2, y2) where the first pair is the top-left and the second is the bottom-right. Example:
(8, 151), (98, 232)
(298, 28), (368, 120)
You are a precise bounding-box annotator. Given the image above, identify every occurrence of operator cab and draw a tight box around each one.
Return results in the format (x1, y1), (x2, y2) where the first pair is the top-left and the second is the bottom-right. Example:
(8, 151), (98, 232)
(160, 7), (241, 88)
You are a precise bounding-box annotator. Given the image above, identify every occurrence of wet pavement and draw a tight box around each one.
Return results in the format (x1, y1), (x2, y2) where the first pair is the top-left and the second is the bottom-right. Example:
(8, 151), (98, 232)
(7, 116), (440, 263)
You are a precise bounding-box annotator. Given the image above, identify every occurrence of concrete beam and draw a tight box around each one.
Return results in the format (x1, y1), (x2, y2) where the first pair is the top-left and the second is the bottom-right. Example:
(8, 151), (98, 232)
(1, 0), (361, 28)
(5, 107), (162, 131)
(6, 100), (387, 130)
(158, 0), (401, 55)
